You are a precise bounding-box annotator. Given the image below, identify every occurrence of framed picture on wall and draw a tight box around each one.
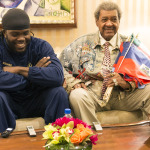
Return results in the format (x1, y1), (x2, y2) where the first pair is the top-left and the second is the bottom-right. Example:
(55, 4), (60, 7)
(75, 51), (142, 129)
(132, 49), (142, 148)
(0, 0), (76, 28)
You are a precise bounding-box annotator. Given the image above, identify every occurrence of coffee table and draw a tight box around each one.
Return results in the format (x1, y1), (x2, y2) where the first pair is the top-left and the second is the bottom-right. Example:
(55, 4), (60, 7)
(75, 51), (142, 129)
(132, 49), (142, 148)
(0, 121), (150, 150)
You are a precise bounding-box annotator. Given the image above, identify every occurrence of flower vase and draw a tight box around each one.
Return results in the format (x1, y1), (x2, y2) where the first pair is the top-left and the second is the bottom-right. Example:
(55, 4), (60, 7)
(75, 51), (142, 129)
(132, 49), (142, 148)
(45, 142), (92, 150)
(45, 144), (69, 150)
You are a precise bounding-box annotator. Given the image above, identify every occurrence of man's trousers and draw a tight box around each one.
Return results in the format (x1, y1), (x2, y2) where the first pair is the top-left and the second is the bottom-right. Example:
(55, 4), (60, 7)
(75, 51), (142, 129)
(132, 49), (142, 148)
(69, 84), (150, 125)
(0, 87), (69, 132)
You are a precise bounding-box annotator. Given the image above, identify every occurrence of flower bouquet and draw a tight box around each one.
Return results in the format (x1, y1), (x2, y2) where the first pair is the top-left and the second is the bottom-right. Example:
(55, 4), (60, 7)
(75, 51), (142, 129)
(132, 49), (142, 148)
(42, 117), (98, 150)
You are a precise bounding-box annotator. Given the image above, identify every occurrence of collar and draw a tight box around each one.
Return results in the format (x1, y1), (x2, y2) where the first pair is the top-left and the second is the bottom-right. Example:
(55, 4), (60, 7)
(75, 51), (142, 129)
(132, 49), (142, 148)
(92, 31), (122, 50)
(99, 32), (120, 49)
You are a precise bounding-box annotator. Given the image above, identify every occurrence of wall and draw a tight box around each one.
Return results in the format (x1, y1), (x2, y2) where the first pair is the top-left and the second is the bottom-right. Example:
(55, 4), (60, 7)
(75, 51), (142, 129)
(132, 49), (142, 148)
(31, 0), (150, 56)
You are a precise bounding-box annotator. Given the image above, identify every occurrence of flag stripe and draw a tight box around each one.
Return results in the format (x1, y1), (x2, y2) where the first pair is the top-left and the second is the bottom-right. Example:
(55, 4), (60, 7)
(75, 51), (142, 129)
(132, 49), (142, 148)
(113, 40), (150, 88)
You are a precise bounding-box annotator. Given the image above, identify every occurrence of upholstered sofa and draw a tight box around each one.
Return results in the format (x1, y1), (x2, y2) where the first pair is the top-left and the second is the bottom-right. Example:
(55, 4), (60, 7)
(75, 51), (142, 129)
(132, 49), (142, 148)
(14, 109), (143, 131)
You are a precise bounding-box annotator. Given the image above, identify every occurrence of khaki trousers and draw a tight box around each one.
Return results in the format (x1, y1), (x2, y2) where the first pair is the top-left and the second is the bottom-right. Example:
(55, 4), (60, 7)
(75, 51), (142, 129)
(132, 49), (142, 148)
(69, 84), (150, 125)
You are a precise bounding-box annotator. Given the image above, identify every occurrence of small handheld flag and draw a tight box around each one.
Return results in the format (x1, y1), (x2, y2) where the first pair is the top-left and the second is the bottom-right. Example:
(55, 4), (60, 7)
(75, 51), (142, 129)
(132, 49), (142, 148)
(103, 34), (150, 106)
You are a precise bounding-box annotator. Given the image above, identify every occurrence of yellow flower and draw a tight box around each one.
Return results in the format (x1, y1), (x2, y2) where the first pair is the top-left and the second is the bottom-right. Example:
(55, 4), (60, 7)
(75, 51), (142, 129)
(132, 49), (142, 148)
(42, 124), (58, 140)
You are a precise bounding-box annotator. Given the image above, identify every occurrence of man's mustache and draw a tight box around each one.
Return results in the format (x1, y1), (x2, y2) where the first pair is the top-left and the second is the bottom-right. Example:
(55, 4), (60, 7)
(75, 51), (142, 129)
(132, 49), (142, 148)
(103, 27), (115, 30)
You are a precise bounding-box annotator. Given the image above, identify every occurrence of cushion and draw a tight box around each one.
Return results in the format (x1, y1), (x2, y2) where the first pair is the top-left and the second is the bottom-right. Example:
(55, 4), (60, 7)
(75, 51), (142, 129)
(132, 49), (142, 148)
(96, 110), (143, 124)
(14, 117), (45, 131)
(14, 110), (143, 131)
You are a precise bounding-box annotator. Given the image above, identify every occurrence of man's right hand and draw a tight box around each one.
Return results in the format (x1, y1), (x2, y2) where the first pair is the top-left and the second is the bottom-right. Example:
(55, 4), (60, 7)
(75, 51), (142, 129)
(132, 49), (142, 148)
(35, 57), (51, 67)
(72, 83), (87, 90)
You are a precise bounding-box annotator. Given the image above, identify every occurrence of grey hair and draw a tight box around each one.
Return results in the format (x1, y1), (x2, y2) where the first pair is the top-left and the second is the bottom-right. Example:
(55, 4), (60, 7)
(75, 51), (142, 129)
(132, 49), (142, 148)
(94, 1), (122, 21)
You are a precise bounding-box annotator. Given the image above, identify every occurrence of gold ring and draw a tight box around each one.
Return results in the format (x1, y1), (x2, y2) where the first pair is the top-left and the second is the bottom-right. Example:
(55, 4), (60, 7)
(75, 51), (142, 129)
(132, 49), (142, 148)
(113, 78), (118, 86)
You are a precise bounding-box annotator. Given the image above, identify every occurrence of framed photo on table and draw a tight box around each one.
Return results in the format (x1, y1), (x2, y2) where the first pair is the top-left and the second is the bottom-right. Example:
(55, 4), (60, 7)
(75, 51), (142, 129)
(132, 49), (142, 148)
(0, 0), (76, 28)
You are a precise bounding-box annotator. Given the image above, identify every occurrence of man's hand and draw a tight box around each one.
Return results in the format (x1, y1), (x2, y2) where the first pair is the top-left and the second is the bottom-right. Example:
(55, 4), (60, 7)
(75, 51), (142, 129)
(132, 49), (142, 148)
(106, 72), (130, 90)
(3, 66), (29, 77)
(35, 57), (51, 67)
(72, 83), (87, 91)
(3, 66), (19, 74)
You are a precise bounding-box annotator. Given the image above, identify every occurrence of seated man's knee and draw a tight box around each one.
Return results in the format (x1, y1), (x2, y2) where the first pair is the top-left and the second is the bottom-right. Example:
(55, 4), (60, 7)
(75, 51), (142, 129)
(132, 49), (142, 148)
(69, 88), (88, 105)
(49, 86), (67, 95)
(53, 86), (68, 102)
(56, 86), (68, 97)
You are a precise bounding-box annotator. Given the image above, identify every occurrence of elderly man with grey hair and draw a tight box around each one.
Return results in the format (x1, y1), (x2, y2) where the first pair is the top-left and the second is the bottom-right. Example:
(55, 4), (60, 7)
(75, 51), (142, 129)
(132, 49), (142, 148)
(59, 1), (150, 125)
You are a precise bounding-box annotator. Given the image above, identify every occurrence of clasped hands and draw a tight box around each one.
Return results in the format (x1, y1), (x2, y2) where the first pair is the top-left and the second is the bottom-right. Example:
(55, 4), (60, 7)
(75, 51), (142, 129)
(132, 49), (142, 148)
(72, 72), (130, 91)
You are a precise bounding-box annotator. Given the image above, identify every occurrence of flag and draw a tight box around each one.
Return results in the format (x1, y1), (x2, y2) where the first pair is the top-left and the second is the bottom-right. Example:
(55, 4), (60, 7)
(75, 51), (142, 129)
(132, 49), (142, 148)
(113, 36), (150, 88)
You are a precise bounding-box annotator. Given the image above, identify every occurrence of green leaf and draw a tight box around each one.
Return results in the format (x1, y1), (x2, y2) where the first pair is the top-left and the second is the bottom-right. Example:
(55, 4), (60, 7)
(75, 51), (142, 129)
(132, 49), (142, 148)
(44, 124), (57, 132)
(66, 121), (74, 129)
(51, 139), (60, 145)
(62, 123), (66, 128)
(73, 128), (80, 133)
(42, 130), (53, 140)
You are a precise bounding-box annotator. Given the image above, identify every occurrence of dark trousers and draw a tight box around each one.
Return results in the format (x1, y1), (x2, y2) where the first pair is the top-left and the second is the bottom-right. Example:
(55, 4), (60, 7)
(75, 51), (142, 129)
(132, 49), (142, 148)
(0, 87), (69, 133)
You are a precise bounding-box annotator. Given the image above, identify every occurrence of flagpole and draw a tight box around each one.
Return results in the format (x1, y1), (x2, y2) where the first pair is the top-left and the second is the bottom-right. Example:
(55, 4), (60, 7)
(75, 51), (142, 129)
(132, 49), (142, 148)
(116, 36), (135, 72)
(102, 35), (136, 106)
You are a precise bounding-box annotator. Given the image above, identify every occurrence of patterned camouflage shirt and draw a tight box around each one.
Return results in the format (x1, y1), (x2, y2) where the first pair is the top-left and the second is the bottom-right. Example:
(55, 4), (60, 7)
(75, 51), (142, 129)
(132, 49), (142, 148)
(60, 31), (127, 100)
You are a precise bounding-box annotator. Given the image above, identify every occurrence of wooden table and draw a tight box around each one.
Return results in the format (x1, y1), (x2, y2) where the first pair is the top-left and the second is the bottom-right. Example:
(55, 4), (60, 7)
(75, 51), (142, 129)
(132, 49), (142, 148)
(0, 121), (150, 150)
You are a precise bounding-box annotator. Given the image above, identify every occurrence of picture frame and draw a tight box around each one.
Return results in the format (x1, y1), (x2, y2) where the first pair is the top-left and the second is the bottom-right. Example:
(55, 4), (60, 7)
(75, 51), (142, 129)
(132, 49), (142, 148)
(0, 0), (76, 28)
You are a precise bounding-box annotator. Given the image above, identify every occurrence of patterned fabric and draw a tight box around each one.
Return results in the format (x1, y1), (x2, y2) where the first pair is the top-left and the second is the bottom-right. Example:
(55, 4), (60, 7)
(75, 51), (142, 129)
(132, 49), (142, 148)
(102, 42), (111, 66)
(101, 42), (111, 100)
(113, 36), (150, 88)
(60, 31), (127, 106)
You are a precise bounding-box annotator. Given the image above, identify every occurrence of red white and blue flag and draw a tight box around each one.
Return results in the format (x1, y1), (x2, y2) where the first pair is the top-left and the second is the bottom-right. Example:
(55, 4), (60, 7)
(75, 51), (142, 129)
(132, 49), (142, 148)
(113, 36), (150, 88)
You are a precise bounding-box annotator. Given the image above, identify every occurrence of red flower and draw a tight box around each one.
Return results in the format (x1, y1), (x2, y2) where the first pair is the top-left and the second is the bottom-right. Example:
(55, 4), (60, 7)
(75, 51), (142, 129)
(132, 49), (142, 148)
(52, 117), (91, 129)
(90, 134), (98, 145)
(52, 117), (74, 127)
